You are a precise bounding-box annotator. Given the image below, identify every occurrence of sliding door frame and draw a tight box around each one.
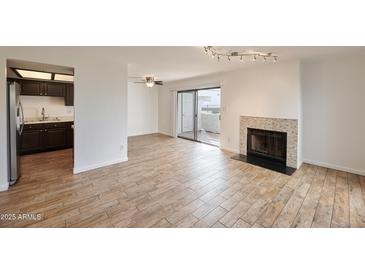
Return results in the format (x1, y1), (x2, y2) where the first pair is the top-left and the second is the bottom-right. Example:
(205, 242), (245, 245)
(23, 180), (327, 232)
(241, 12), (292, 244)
(177, 90), (198, 141)
(177, 86), (221, 145)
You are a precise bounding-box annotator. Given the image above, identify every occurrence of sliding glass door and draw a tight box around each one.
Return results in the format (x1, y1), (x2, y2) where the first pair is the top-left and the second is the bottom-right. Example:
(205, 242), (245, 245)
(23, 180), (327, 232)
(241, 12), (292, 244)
(177, 87), (221, 147)
(177, 91), (197, 141)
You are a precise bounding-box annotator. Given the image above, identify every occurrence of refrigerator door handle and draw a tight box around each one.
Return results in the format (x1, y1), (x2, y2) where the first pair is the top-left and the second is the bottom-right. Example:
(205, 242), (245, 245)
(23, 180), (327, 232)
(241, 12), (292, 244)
(19, 101), (25, 135)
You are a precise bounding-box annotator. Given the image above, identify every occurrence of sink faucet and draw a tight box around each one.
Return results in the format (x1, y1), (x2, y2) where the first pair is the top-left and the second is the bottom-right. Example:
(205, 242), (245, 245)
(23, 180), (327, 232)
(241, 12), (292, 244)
(41, 107), (46, 121)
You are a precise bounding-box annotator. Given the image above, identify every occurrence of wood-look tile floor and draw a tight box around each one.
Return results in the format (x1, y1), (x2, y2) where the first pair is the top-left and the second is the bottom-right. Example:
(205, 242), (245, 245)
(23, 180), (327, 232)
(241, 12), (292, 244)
(1, 134), (365, 228)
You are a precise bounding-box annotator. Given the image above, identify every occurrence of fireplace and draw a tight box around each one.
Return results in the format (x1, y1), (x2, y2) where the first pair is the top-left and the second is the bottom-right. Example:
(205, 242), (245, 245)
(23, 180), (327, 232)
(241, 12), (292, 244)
(232, 116), (297, 175)
(247, 128), (287, 164)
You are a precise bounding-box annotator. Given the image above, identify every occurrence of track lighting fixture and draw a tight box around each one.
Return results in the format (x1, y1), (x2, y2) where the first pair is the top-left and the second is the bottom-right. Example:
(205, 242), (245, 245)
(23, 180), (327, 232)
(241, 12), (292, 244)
(203, 47), (278, 64)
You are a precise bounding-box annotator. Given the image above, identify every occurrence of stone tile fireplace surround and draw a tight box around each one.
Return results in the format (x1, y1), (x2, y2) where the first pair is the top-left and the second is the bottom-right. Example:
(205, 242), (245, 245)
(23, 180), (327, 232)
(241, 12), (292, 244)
(239, 116), (298, 168)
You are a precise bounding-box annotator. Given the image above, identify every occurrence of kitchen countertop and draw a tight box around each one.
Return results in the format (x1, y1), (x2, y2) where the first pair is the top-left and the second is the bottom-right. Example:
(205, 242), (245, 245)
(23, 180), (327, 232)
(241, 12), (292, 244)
(24, 116), (74, 125)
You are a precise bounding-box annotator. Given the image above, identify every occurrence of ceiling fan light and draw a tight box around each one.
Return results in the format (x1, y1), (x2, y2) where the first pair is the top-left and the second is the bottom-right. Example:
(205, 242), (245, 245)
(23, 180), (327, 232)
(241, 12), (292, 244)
(146, 81), (155, 88)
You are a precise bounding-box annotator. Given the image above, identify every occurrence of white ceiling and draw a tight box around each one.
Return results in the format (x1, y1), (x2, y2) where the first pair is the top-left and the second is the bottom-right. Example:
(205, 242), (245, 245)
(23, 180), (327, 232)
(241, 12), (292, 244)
(10, 47), (363, 83)
(121, 46), (365, 82)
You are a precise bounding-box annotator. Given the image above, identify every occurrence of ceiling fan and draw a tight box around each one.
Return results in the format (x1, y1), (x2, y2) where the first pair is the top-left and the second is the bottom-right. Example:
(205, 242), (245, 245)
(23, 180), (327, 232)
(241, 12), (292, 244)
(130, 76), (163, 88)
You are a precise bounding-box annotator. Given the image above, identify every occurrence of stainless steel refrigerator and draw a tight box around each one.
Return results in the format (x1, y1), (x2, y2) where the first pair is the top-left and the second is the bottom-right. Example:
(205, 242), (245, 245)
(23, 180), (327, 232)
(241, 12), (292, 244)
(7, 81), (24, 185)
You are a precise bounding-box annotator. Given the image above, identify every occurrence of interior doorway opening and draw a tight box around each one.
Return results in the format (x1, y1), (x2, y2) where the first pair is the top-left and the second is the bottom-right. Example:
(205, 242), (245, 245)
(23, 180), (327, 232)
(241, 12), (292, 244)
(177, 87), (221, 147)
(6, 59), (75, 187)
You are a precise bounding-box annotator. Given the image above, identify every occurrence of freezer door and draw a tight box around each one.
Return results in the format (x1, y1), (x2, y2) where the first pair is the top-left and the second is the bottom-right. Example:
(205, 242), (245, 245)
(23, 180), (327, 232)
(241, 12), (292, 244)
(8, 82), (22, 184)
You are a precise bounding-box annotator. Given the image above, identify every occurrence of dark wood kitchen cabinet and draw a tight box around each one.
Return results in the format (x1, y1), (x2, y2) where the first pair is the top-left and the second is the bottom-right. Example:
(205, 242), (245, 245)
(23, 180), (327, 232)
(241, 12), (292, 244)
(65, 83), (74, 106)
(21, 80), (43, 96)
(20, 80), (73, 105)
(45, 82), (66, 97)
(20, 122), (74, 155)
(66, 122), (74, 148)
(20, 80), (66, 97)
(20, 128), (44, 154)
(43, 128), (67, 150)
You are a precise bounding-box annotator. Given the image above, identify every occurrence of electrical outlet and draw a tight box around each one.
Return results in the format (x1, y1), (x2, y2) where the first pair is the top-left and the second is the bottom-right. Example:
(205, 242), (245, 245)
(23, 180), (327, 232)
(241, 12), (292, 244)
(227, 137), (230, 143)
(120, 145), (123, 151)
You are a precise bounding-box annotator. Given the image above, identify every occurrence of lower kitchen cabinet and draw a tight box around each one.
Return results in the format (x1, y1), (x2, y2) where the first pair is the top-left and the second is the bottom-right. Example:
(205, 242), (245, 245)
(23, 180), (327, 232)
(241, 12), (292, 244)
(66, 123), (74, 148)
(20, 122), (73, 155)
(43, 128), (67, 150)
(20, 129), (43, 154)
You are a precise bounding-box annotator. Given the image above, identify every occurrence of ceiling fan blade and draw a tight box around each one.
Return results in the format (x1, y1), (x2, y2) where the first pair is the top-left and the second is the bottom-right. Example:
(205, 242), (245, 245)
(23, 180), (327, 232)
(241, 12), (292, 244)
(133, 81), (145, 84)
(154, 81), (163, 85)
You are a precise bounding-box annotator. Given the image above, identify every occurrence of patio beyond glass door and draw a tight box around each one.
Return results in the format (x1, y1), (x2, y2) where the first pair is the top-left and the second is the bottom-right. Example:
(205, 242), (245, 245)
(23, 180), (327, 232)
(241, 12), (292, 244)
(177, 91), (197, 141)
(177, 87), (221, 146)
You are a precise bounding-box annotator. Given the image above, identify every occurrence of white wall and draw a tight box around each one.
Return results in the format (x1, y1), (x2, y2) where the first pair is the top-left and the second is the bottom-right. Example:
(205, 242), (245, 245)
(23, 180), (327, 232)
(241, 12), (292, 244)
(128, 83), (158, 136)
(158, 88), (177, 136)
(21, 95), (74, 119)
(159, 61), (301, 155)
(0, 47), (128, 191)
(301, 55), (365, 175)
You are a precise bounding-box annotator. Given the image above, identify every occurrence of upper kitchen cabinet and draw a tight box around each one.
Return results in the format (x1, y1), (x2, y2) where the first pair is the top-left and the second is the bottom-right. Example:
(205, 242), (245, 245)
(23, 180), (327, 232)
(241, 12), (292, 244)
(65, 84), (74, 106)
(21, 80), (43, 96)
(45, 82), (66, 97)
(20, 80), (66, 97)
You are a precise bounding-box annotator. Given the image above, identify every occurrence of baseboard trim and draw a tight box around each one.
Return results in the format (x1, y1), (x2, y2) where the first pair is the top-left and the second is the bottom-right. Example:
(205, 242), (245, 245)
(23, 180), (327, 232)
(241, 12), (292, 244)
(158, 131), (173, 137)
(128, 131), (159, 137)
(0, 183), (9, 192)
(303, 159), (365, 176)
(73, 157), (128, 174)
(220, 147), (240, 154)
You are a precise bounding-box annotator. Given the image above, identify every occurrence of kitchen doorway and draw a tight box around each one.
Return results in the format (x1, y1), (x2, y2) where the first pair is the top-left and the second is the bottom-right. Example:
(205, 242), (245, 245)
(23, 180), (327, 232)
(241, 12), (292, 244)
(6, 59), (75, 186)
(177, 87), (221, 147)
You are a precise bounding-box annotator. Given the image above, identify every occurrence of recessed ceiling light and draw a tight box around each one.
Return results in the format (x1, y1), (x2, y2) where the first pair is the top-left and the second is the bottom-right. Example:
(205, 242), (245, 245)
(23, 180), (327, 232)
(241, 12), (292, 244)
(54, 74), (74, 82)
(14, 69), (52, 80)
